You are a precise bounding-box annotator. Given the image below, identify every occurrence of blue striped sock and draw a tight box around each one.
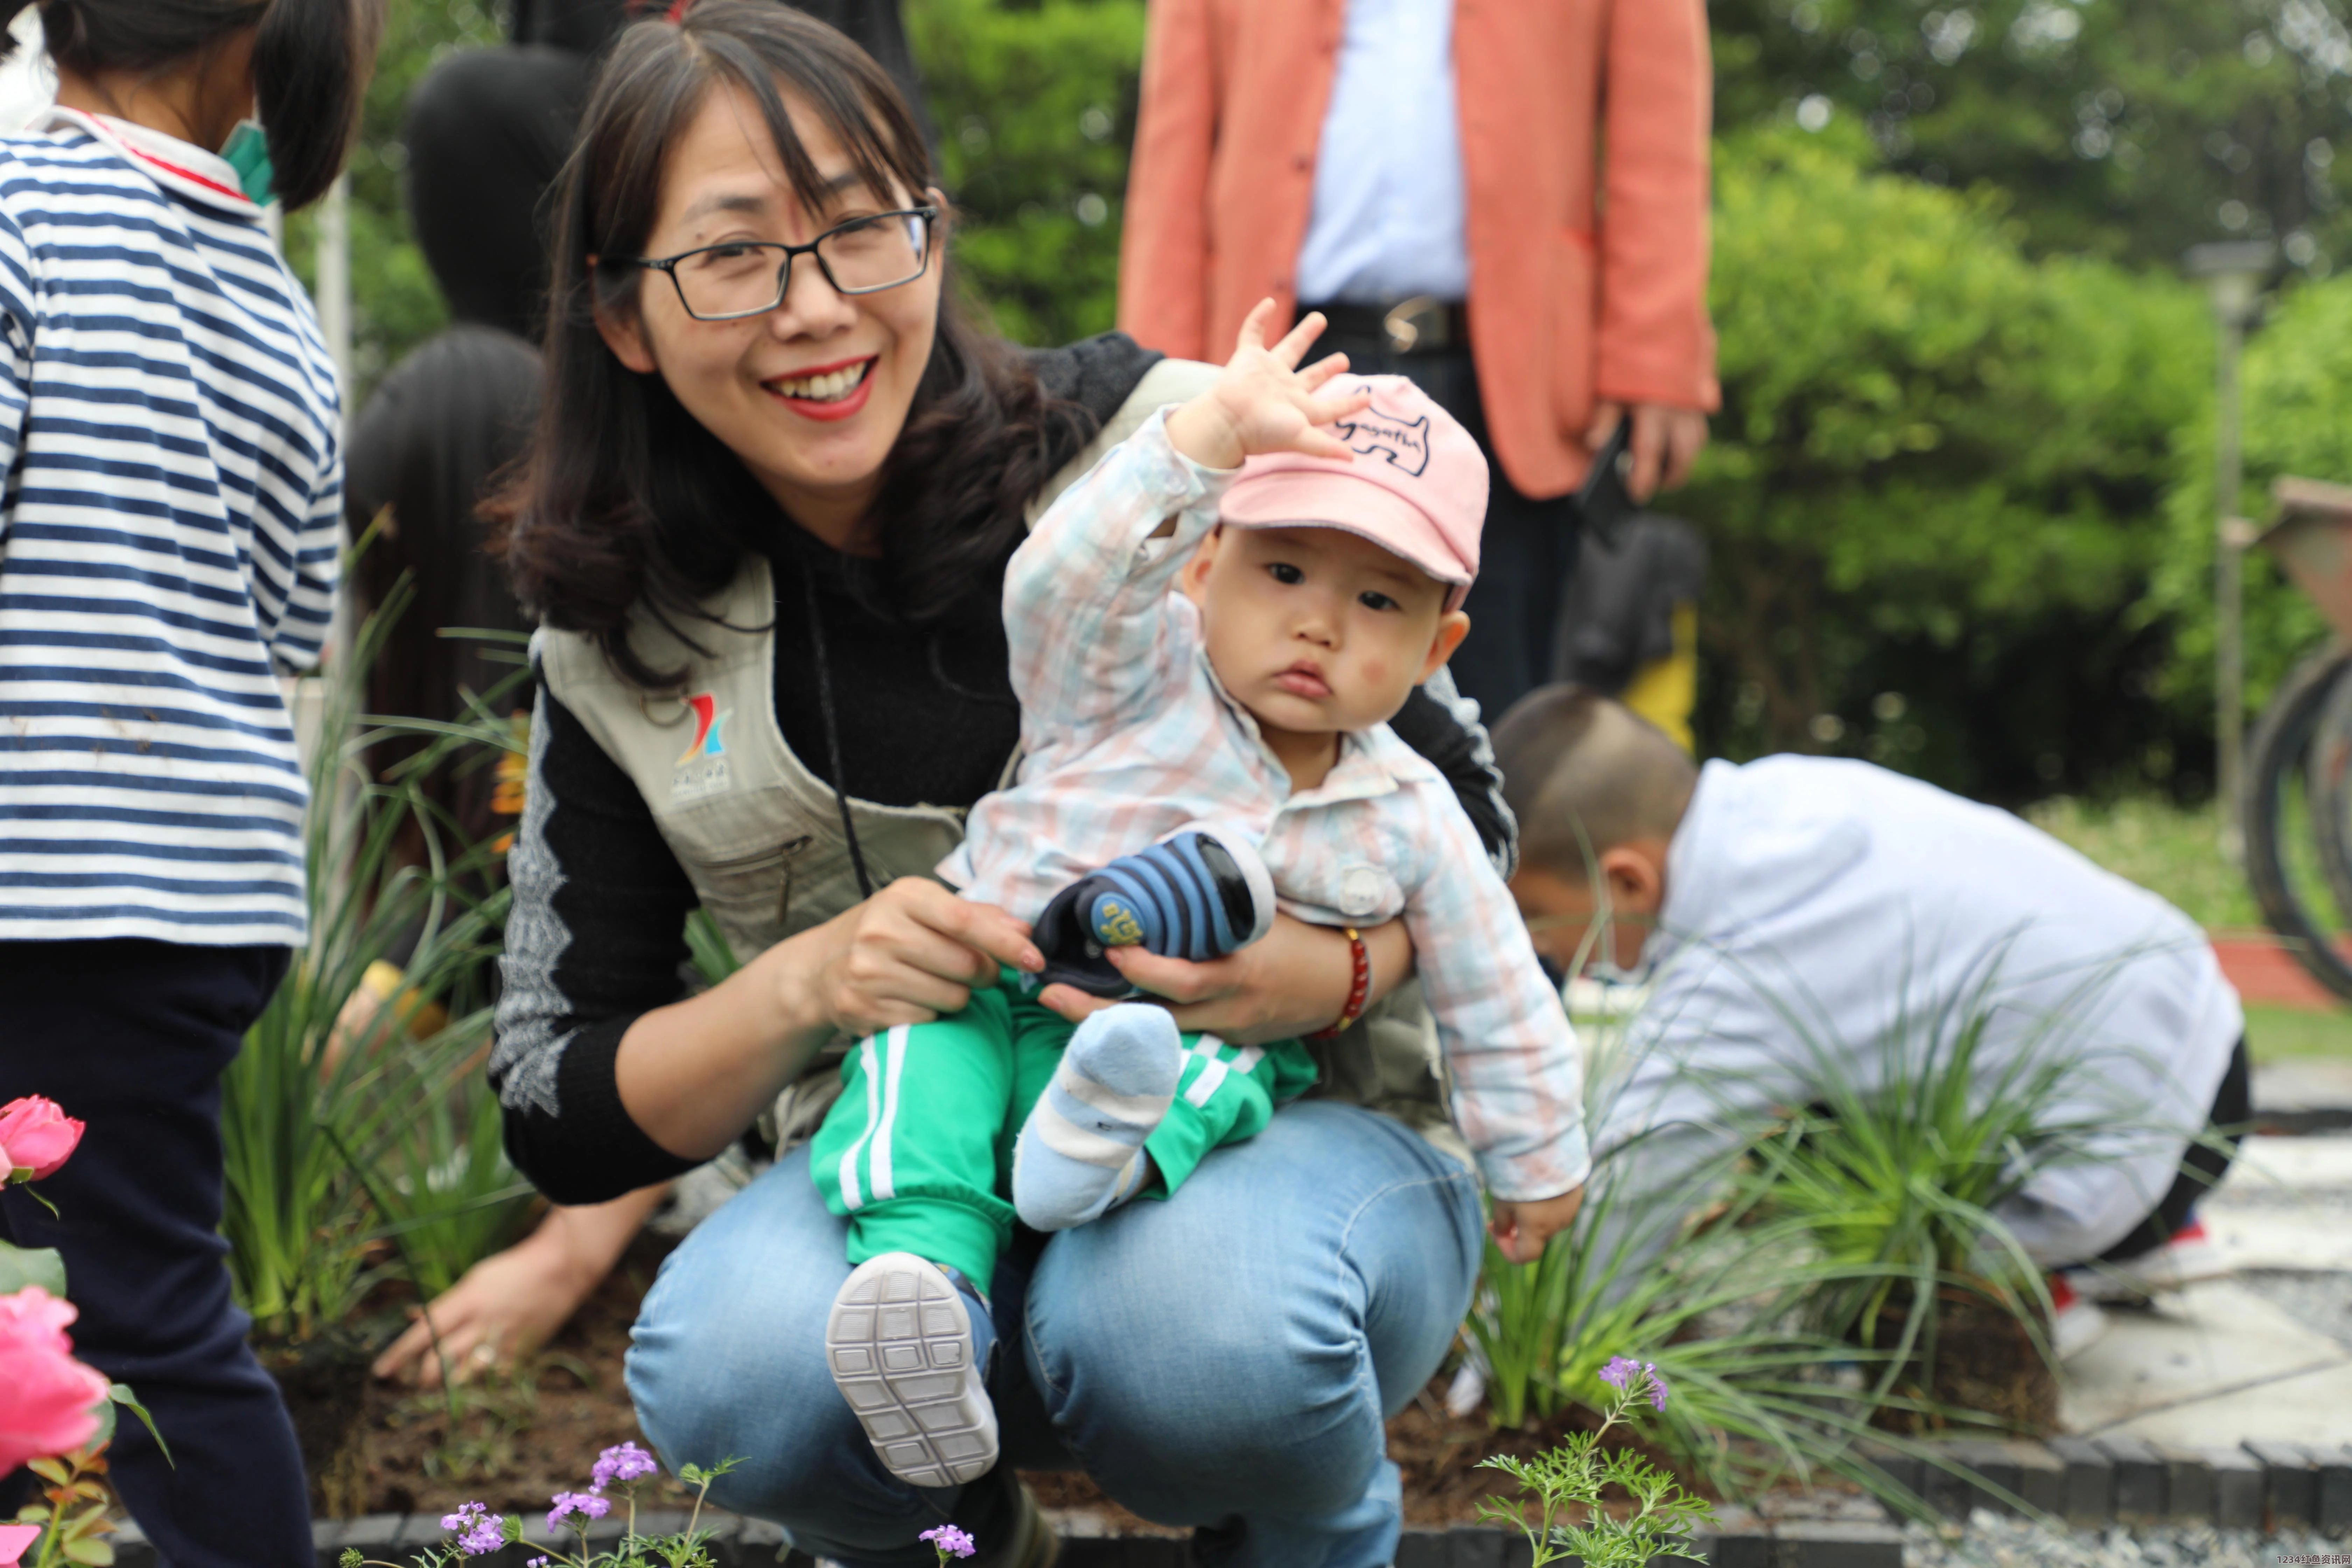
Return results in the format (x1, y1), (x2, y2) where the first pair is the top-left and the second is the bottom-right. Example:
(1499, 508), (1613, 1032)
(1013, 1004), (1181, 1232)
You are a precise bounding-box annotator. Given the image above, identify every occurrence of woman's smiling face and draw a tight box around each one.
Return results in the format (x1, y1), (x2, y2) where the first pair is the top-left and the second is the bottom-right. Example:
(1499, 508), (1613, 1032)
(595, 83), (943, 549)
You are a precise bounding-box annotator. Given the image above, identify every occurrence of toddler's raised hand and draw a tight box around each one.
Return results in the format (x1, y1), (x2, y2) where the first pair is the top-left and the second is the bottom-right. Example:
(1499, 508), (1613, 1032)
(1166, 299), (1373, 471)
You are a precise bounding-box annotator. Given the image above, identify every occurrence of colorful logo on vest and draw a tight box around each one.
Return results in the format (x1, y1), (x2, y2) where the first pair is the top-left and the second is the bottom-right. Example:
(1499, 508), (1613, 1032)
(677, 692), (731, 765)
(671, 691), (734, 803)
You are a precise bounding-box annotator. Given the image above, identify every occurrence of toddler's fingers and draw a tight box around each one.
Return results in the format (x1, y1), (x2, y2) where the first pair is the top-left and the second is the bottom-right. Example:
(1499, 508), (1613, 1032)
(1296, 352), (1352, 390)
(1270, 309), (1330, 368)
(1233, 296), (1279, 355)
(1287, 428), (1358, 461)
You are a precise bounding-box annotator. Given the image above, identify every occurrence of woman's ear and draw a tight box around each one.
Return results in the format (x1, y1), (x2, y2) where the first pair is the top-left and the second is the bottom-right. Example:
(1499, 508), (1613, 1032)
(592, 281), (657, 375)
(1417, 610), (1471, 683)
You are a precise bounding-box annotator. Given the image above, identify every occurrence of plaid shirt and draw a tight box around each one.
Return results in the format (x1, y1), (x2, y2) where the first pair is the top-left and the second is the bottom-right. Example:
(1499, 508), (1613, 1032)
(941, 411), (1588, 1199)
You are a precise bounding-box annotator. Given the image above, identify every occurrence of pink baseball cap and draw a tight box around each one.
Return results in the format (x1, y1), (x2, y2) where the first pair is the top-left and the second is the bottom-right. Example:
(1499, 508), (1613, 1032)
(1219, 374), (1488, 611)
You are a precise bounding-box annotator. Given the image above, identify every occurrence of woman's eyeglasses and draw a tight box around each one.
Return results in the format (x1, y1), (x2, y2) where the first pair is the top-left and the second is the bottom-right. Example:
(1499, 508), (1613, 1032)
(615, 206), (939, 321)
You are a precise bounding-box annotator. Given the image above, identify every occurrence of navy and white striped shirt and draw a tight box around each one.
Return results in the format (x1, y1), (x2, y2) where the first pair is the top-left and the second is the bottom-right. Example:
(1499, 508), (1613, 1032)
(0, 111), (340, 947)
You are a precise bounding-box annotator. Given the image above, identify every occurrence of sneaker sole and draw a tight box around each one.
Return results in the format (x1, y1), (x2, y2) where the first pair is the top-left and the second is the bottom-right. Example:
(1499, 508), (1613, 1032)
(825, 1253), (998, 1489)
(2068, 1244), (2234, 1302)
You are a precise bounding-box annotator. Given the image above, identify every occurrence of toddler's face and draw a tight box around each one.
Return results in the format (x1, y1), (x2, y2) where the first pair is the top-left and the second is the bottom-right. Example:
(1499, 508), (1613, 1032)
(1181, 524), (1470, 739)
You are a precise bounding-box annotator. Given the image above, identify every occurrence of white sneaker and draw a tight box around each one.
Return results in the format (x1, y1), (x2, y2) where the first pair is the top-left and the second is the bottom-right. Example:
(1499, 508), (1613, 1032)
(826, 1253), (999, 1489)
(2066, 1219), (2232, 1303)
(2049, 1272), (2111, 1360)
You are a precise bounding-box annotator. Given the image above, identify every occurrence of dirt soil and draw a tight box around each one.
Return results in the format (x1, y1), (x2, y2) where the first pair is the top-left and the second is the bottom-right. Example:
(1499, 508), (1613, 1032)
(333, 1234), (1612, 1527)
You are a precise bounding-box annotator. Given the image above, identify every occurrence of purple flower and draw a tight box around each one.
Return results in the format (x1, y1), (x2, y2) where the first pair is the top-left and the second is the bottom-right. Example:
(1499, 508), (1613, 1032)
(1645, 1362), (1670, 1411)
(1598, 1355), (1642, 1391)
(547, 1491), (611, 1533)
(921, 1522), (978, 1559)
(438, 1502), (507, 1558)
(591, 1440), (659, 1492)
(527, 1560), (549, 1568)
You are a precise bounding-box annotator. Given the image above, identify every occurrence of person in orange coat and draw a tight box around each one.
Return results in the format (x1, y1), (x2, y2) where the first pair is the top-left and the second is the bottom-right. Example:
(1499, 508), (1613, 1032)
(1119, 0), (1720, 720)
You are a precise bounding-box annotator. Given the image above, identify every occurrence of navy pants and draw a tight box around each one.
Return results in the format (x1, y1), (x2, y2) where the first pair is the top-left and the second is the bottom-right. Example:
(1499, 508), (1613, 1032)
(0, 939), (309, 1568)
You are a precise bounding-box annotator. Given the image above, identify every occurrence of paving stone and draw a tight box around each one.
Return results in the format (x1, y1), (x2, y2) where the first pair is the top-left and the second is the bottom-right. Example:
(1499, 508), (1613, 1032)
(631, 1508), (692, 1538)
(1853, 1444), (1925, 1512)
(2056, 1280), (2349, 1439)
(2310, 1442), (2352, 1531)
(338, 1513), (404, 1555)
(393, 1512), (448, 1548)
(2246, 1437), (2318, 1528)
(2151, 1443), (2214, 1522)
(1449, 1526), (1507, 1568)
(1766, 1518), (1904, 1568)
(1695, 1504), (1773, 1568)
(2009, 1443), (2067, 1517)
(2205, 1444), (2267, 1530)
(1930, 1438), (2064, 1517)
(2045, 1436), (2115, 1525)
(1393, 1528), (1452, 1568)
(2092, 1434), (2168, 1522)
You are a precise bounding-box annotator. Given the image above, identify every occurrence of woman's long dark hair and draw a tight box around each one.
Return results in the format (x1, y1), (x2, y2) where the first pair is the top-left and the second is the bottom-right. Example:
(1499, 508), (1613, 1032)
(494, 0), (1091, 690)
(0, 0), (384, 210)
(346, 324), (544, 842)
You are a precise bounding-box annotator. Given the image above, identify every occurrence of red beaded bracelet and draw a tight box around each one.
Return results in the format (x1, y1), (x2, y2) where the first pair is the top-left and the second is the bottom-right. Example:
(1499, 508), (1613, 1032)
(1305, 926), (1370, 1042)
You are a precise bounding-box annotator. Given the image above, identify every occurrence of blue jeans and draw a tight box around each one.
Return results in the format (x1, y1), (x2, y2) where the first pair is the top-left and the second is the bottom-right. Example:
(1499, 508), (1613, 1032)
(628, 1100), (1484, 1568)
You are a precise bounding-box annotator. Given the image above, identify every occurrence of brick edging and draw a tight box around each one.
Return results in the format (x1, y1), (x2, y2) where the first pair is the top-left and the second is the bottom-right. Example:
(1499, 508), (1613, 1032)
(104, 1504), (1904, 1568)
(99, 1441), (2352, 1568)
(1864, 1436), (2352, 1533)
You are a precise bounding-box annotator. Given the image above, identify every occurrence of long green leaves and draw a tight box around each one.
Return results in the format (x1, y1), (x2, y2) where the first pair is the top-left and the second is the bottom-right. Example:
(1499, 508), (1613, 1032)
(1467, 929), (2195, 1507)
(220, 584), (532, 1342)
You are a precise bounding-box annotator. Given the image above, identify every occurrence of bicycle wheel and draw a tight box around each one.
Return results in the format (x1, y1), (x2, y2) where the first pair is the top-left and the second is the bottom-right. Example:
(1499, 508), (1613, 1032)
(2244, 644), (2352, 1002)
(2308, 658), (2352, 936)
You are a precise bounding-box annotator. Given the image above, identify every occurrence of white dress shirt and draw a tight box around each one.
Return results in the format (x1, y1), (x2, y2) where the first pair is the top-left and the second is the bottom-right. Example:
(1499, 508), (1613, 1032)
(1293, 0), (1471, 306)
(1596, 756), (2243, 1267)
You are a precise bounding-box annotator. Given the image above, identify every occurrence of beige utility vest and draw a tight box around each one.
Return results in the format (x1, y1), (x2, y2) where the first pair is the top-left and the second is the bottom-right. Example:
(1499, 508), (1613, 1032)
(538, 362), (1465, 1162)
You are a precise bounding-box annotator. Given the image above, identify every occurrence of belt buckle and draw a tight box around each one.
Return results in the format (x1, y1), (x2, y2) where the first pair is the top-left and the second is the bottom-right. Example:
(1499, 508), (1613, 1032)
(1381, 294), (1445, 355)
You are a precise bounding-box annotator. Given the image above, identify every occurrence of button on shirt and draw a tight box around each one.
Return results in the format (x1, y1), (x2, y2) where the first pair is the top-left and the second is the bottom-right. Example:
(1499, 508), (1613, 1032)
(941, 411), (1589, 1201)
(1294, 0), (1471, 306)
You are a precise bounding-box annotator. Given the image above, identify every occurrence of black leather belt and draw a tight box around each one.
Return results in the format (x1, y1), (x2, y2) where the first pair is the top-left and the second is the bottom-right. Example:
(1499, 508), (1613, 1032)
(1301, 296), (1468, 355)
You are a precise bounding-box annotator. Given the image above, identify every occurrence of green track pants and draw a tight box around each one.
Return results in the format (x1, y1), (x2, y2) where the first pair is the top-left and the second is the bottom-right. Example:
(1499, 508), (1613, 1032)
(808, 981), (1317, 1286)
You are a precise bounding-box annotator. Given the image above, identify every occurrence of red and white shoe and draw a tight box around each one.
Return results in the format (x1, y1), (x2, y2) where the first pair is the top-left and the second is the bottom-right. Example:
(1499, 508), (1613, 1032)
(2066, 1218), (2233, 1303)
(2049, 1272), (2111, 1361)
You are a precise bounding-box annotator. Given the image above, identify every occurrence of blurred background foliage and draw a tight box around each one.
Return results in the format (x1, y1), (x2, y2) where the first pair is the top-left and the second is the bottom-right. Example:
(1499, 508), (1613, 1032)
(333, 0), (2352, 805)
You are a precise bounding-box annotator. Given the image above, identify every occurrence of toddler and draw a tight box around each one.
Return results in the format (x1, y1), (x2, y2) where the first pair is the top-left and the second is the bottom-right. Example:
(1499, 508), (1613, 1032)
(812, 303), (1589, 1488)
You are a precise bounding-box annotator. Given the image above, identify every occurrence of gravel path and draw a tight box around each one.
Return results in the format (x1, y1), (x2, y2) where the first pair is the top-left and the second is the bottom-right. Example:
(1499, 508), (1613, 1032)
(1904, 1511), (2348, 1567)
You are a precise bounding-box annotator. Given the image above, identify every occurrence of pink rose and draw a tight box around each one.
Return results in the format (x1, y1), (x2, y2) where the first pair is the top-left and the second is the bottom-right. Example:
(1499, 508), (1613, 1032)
(0, 1524), (40, 1566)
(0, 1288), (109, 1474)
(0, 1097), (83, 1181)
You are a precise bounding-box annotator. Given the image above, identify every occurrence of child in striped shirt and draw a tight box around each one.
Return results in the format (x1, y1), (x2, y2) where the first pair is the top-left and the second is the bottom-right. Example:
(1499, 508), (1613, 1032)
(0, 2), (379, 1563)
(817, 302), (1588, 1491)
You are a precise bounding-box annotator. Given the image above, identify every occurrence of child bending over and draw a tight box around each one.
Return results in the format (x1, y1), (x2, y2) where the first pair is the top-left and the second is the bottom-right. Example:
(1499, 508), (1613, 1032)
(811, 303), (1589, 1487)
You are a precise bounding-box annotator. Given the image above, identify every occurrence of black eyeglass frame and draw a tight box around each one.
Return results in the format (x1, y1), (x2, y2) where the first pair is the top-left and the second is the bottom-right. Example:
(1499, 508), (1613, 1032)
(614, 205), (942, 321)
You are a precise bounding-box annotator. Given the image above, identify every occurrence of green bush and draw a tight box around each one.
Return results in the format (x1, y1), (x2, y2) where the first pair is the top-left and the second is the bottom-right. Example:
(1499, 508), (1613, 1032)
(2147, 271), (2352, 727)
(908, 0), (1145, 348)
(1690, 127), (2211, 798)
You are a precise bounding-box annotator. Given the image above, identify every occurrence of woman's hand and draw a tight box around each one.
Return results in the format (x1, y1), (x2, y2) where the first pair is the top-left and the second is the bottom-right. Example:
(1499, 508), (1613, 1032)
(791, 877), (1044, 1040)
(1165, 298), (1373, 471)
(370, 1185), (668, 1388)
(1489, 1185), (1586, 1265)
(1037, 914), (1408, 1044)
